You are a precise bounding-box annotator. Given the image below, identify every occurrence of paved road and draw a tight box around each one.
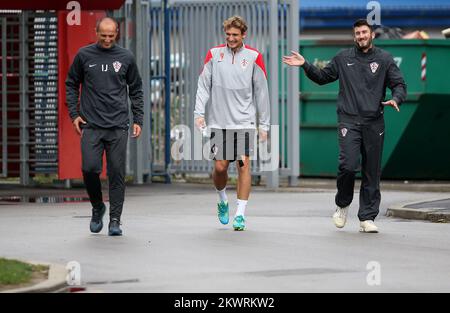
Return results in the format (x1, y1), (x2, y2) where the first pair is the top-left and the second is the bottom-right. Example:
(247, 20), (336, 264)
(0, 183), (449, 292)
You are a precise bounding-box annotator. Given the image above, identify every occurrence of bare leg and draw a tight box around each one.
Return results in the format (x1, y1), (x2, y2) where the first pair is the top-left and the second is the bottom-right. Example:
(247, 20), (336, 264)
(236, 156), (251, 200)
(213, 160), (230, 190)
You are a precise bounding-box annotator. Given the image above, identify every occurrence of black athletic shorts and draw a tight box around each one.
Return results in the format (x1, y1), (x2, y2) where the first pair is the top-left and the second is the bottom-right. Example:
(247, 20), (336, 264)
(209, 128), (256, 162)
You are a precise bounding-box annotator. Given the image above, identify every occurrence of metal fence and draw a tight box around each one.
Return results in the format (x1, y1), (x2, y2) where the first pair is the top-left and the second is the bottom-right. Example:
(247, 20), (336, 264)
(149, 0), (299, 187)
(112, 0), (152, 184)
(0, 11), (58, 185)
(1, 0), (300, 188)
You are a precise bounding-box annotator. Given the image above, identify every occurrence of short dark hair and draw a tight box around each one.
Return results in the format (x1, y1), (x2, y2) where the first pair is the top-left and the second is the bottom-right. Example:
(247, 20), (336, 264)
(353, 19), (373, 32)
(96, 17), (119, 33)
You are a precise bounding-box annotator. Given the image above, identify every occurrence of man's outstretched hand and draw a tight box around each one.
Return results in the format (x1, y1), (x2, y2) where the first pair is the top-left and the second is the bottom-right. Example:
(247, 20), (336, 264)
(282, 50), (305, 67)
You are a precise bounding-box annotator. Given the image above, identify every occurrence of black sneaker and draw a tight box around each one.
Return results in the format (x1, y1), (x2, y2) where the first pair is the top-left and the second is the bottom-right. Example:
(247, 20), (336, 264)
(89, 203), (106, 233)
(108, 218), (123, 236)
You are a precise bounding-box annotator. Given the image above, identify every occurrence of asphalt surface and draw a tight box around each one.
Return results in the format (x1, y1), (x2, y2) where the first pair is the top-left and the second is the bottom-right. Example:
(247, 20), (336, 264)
(0, 183), (449, 293)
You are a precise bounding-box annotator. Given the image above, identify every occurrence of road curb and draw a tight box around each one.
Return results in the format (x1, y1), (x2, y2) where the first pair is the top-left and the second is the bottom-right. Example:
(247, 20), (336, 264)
(1, 261), (67, 293)
(386, 199), (450, 223)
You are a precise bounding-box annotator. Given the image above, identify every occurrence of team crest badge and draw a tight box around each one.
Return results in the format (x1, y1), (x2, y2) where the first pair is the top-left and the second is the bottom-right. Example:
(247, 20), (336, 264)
(219, 52), (224, 61)
(113, 61), (122, 73)
(241, 58), (249, 69)
(341, 128), (348, 137)
(370, 62), (379, 73)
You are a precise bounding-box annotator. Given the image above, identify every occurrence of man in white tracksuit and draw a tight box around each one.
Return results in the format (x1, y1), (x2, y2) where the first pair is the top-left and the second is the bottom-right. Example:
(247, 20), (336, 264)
(194, 16), (270, 231)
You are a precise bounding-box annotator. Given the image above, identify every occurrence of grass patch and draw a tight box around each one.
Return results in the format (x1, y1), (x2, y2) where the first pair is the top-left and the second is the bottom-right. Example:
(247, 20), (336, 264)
(0, 258), (48, 286)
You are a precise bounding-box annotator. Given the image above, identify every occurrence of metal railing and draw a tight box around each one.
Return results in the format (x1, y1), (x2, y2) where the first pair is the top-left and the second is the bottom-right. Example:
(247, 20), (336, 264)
(0, 11), (58, 184)
(148, 0), (299, 187)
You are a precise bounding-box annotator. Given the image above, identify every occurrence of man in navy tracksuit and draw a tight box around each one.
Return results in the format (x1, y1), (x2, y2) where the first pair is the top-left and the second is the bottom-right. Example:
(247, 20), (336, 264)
(66, 17), (144, 236)
(283, 19), (407, 233)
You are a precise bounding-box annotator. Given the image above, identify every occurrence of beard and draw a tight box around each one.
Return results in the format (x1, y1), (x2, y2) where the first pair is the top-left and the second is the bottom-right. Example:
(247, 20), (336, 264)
(355, 36), (373, 50)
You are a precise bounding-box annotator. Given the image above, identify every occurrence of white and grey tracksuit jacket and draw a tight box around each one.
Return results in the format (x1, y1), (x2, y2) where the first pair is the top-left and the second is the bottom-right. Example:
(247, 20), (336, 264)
(194, 43), (270, 131)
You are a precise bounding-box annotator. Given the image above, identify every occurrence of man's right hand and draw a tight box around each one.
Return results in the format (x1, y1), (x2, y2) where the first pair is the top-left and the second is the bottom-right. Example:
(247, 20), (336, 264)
(72, 116), (87, 136)
(259, 128), (268, 142)
(282, 50), (305, 67)
(195, 117), (206, 130)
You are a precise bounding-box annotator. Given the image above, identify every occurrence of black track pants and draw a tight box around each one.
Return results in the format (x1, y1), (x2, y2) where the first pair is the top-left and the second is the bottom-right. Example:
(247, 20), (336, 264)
(335, 120), (385, 221)
(81, 127), (128, 219)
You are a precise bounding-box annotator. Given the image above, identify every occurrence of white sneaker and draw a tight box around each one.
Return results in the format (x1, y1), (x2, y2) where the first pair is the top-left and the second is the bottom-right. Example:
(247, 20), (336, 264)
(359, 220), (379, 233)
(332, 206), (348, 228)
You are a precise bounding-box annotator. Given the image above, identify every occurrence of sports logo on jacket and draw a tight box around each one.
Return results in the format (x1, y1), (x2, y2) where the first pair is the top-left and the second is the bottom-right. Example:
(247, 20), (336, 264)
(341, 128), (348, 137)
(241, 58), (249, 69)
(113, 61), (122, 73)
(370, 62), (379, 73)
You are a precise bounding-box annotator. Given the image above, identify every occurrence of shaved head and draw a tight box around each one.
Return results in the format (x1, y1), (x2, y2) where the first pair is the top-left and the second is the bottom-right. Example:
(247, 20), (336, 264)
(96, 17), (119, 33)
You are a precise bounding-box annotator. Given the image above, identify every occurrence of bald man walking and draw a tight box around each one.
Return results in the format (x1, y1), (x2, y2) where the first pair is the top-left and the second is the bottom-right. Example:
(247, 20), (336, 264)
(66, 17), (144, 236)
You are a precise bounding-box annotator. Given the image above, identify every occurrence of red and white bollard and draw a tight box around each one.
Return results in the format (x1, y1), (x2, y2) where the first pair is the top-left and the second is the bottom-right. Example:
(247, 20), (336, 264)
(421, 53), (427, 81)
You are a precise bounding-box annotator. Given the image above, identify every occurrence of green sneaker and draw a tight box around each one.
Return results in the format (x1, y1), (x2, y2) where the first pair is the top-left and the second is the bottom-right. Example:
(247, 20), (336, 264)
(233, 215), (246, 231)
(217, 201), (229, 225)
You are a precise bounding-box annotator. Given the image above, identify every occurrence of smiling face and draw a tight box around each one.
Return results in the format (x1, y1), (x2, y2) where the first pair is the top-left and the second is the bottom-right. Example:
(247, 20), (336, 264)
(353, 24), (375, 51)
(96, 19), (118, 49)
(225, 27), (246, 51)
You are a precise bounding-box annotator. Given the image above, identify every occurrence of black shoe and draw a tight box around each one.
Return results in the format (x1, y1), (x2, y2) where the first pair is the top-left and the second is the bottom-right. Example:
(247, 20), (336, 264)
(89, 203), (106, 233)
(108, 218), (123, 236)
